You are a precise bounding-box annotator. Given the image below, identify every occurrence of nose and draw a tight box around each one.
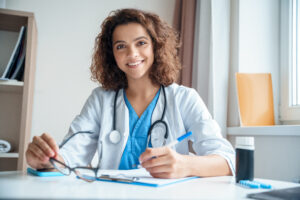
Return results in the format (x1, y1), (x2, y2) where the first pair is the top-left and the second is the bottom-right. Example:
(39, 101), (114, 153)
(127, 45), (139, 58)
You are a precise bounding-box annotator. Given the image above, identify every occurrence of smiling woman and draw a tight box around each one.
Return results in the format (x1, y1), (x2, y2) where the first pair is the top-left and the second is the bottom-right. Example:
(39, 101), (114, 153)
(26, 8), (235, 179)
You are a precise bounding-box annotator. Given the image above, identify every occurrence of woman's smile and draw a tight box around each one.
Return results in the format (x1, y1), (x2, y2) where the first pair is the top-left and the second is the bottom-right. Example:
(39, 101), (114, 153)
(127, 60), (144, 68)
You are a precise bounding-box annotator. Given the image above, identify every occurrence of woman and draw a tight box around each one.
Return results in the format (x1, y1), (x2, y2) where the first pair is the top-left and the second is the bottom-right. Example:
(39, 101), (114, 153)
(26, 8), (235, 179)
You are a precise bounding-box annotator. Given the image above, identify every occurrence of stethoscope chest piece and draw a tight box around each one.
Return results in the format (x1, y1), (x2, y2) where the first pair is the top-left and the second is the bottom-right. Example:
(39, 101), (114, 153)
(109, 130), (121, 144)
(149, 121), (168, 147)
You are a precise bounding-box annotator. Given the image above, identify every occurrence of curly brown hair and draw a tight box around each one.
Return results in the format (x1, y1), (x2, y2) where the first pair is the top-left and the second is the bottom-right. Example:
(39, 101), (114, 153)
(90, 8), (181, 90)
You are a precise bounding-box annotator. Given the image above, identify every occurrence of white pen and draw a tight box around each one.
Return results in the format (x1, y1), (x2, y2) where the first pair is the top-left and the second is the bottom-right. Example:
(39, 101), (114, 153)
(135, 131), (193, 168)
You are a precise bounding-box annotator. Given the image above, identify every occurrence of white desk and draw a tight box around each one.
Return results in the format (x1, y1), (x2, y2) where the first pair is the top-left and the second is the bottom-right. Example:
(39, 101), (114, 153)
(0, 171), (299, 199)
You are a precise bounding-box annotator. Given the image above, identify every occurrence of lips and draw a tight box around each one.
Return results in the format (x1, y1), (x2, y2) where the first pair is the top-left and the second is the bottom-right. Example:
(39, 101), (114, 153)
(127, 60), (144, 68)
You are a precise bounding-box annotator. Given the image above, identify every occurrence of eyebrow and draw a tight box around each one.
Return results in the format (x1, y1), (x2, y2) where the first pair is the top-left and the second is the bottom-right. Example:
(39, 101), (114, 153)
(113, 36), (149, 46)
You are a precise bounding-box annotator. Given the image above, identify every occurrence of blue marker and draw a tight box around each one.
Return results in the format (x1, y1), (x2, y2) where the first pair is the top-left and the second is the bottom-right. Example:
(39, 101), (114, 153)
(135, 132), (193, 168)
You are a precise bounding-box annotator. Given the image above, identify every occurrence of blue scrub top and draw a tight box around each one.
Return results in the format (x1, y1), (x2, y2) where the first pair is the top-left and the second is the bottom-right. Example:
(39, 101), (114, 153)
(119, 88), (161, 170)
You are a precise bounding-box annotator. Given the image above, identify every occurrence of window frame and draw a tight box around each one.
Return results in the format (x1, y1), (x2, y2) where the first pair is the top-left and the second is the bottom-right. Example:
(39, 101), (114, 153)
(280, 0), (300, 122)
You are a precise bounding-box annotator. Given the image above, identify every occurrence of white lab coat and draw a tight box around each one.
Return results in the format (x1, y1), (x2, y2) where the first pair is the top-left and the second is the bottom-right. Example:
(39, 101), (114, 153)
(59, 83), (235, 174)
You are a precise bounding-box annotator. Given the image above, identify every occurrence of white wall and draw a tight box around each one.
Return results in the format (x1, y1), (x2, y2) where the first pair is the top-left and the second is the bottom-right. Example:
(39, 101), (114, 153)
(5, 0), (176, 142)
(239, 0), (280, 125)
(228, 0), (280, 127)
(0, 0), (5, 8)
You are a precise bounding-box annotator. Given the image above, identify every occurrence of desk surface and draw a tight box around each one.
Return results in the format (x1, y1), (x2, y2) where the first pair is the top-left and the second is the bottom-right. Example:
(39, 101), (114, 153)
(0, 171), (299, 200)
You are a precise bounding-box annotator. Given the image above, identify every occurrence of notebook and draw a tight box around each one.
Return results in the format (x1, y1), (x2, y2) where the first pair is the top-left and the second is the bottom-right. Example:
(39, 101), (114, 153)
(85, 168), (198, 187)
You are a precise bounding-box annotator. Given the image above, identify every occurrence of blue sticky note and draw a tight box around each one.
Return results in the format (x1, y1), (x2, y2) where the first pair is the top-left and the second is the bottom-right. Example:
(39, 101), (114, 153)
(27, 167), (64, 177)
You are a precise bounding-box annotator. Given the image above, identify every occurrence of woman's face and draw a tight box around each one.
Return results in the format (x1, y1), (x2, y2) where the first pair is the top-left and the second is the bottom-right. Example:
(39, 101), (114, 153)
(112, 23), (154, 83)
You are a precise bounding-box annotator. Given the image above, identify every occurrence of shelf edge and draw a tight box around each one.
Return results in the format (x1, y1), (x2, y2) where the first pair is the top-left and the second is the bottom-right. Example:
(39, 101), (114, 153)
(0, 153), (19, 158)
(227, 125), (300, 136)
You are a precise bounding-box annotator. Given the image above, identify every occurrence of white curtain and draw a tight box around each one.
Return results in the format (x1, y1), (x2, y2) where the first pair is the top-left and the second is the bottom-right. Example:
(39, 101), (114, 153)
(192, 0), (231, 137)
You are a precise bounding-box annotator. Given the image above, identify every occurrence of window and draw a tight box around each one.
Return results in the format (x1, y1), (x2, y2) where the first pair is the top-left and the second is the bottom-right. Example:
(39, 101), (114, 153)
(280, 0), (300, 122)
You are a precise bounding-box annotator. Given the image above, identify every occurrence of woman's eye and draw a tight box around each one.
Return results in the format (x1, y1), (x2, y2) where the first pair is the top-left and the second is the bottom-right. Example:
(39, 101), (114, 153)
(138, 41), (146, 46)
(116, 44), (125, 50)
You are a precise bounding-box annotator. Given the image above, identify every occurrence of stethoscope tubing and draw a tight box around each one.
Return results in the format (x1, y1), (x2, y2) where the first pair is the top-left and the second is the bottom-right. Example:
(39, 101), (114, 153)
(147, 86), (168, 138)
(113, 89), (119, 130)
(112, 85), (168, 145)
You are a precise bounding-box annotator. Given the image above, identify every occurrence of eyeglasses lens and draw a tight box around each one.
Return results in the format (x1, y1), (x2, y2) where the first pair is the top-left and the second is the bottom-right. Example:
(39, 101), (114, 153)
(50, 159), (70, 175)
(74, 168), (97, 182)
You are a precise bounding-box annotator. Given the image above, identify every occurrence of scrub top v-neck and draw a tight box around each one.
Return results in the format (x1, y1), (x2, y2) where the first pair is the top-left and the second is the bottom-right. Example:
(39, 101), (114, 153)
(119, 88), (161, 170)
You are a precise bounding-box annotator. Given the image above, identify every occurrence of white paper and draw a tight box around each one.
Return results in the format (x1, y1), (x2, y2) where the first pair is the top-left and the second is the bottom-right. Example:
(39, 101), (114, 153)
(97, 168), (196, 186)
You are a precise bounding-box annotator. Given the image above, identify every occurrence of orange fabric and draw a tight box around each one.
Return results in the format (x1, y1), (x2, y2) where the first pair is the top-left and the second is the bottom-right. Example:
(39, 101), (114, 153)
(236, 73), (275, 126)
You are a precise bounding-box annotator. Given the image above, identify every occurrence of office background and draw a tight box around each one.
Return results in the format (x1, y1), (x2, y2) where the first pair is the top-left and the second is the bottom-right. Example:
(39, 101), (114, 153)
(1, 0), (177, 142)
(1, 0), (299, 183)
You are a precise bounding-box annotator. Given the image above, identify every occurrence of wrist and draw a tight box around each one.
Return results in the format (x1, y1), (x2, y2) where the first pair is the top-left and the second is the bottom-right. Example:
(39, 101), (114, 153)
(181, 154), (195, 177)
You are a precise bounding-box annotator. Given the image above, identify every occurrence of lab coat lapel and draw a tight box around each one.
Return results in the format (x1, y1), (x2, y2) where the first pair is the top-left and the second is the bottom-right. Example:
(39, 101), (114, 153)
(151, 87), (166, 147)
(102, 89), (129, 169)
(114, 89), (129, 166)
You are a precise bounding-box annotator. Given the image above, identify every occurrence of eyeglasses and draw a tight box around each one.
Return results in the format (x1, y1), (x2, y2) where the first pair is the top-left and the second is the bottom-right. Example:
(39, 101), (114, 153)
(50, 157), (140, 183)
(49, 157), (99, 182)
(49, 133), (138, 183)
(48, 135), (103, 182)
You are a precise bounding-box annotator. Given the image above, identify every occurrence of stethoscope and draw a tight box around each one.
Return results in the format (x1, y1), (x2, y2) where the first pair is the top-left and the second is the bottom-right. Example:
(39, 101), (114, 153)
(108, 85), (168, 146)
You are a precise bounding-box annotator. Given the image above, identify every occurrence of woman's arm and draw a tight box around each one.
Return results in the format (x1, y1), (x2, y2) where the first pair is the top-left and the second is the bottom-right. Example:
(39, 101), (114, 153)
(140, 147), (232, 178)
(139, 86), (235, 178)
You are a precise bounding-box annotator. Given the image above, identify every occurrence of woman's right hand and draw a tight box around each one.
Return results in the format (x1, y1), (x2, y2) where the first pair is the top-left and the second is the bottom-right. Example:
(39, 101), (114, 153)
(26, 133), (60, 169)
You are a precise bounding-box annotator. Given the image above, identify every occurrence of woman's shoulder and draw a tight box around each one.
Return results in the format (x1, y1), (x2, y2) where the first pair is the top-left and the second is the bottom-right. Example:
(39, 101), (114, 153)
(88, 86), (116, 101)
(165, 83), (198, 98)
(166, 84), (210, 117)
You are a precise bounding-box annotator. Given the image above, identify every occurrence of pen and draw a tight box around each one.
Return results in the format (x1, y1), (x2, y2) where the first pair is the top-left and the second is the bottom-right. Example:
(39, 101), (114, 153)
(165, 131), (193, 147)
(135, 131), (193, 168)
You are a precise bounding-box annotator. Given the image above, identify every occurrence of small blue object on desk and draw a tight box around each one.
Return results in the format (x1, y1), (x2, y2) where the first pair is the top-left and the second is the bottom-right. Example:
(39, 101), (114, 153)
(27, 167), (64, 177)
(239, 180), (272, 189)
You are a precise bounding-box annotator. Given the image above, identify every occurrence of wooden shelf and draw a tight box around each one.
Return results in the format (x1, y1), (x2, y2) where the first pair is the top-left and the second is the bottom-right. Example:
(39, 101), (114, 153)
(0, 8), (37, 171)
(0, 152), (19, 158)
(0, 81), (23, 92)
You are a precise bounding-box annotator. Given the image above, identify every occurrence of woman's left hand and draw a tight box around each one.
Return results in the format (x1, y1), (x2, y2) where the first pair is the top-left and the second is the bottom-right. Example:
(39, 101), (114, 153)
(139, 147), (189, 178)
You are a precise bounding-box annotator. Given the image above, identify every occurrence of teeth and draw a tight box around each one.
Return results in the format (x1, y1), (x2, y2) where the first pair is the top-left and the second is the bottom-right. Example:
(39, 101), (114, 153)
(128, 61), (142, 66)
